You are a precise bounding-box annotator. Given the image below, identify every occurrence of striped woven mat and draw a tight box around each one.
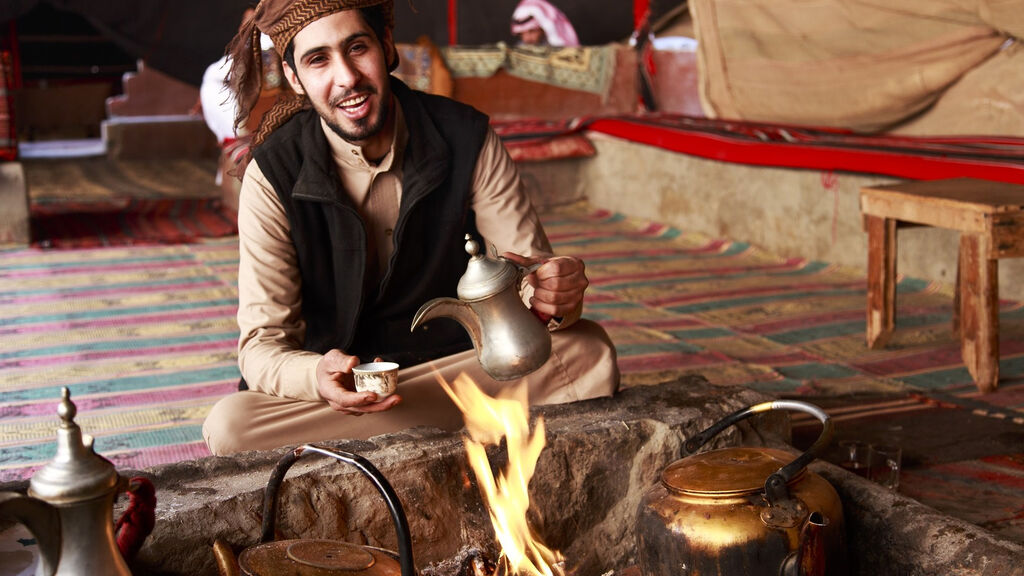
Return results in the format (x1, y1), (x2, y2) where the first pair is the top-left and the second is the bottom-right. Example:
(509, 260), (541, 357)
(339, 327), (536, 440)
(0, 239), (241, 481)
(2, 204), (1022, 482)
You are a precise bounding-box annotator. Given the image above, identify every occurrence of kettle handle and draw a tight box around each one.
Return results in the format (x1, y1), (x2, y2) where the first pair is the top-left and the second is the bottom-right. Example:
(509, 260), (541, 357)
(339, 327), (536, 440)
(682, 400), (833, 505)
(259, 444), (416, 576)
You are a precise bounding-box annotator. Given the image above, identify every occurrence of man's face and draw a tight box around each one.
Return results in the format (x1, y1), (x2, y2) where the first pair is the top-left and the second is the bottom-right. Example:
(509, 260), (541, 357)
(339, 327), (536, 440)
(283, 10), (395, 153)
(518, 27), (545, 45)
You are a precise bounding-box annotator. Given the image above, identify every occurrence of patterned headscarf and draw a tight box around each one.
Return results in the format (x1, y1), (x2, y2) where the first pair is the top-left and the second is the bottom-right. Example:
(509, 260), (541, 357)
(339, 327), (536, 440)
(226, 0), (395, 146)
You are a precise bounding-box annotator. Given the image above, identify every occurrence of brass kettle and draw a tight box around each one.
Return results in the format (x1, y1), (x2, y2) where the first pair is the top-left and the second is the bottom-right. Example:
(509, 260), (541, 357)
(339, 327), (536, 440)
(410, 234), (551, 381)
(217, 444), (416, 576)
(636, 400), (846, 576)
(0, 388), (133, 576)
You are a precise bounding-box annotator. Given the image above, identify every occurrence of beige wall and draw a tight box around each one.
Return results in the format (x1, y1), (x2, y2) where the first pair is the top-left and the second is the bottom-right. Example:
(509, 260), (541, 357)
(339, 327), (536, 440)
(578, 133), (1024, 300)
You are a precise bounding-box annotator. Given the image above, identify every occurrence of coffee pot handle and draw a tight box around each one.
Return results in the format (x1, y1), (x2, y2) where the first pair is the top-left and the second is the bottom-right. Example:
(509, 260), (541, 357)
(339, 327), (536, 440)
(260, 444), (416, 576)
(682, 400), (833, 505)
(511, 260), (552, 323)
(0, 492), (61, 576)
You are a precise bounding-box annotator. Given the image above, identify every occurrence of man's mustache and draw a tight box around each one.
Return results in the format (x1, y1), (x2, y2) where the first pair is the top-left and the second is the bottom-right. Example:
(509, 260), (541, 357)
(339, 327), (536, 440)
(329, 84), (377, 107)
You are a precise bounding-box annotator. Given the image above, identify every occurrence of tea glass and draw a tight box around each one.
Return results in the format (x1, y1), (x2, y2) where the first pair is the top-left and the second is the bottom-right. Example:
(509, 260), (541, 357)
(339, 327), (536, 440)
(869, 444), (902, 491)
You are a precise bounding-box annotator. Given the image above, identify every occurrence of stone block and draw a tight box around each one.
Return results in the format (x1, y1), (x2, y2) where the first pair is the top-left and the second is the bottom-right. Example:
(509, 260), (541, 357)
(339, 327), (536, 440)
(3, 376), (1021, 575)
(106, 60), (200, 118)
(813, 461), (1024, 576)
(0, 162), (29, 245)
(109, 376), (781, 575)
(102, 116), (219, 161)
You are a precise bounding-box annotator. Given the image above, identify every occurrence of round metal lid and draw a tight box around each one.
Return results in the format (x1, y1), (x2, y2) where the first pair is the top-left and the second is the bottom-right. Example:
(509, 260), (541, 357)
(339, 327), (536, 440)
(28, 388), (120, 504)
(661, 447), (803, 497)
(239, 540), (402, 576)
(456, 235), (518, 301)
(287, 540), (375, 570)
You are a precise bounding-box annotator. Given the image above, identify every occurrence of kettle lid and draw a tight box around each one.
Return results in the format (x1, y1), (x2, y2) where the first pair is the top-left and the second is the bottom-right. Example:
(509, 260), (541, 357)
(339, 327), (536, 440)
(662, 447), (804, 497)
(28, 387), (120, 505)
(456, 235), (519, 301)
(239, 539), (402, 576)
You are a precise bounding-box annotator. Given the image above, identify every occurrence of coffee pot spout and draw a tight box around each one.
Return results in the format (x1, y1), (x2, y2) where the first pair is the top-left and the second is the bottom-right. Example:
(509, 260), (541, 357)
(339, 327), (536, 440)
(411, 297), (483, 352)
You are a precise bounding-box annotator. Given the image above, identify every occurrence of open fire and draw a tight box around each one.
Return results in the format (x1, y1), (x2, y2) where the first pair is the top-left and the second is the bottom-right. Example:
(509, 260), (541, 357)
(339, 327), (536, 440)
(438, 372), (566, 576)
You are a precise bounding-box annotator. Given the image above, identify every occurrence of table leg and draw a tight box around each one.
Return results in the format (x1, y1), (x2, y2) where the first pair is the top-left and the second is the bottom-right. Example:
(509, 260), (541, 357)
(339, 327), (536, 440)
(959, 234), (999, 392)
(952, 249), (961, 336)
(865, 215), (897, 349)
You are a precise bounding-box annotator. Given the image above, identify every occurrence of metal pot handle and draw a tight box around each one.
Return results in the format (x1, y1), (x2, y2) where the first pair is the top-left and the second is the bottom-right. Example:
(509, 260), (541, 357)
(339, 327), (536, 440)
(260, 444), (416, 576)
(681, 400), (833, 506)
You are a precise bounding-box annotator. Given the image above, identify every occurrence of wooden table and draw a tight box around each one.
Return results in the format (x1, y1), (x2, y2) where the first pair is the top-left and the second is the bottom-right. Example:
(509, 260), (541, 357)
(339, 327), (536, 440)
(860, 178), (1024, 393)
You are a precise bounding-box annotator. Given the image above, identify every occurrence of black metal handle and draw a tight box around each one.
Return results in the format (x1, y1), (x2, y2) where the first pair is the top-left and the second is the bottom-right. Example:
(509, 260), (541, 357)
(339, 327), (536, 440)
(682, 400), (833, 505)
(260, 444), (416, 576)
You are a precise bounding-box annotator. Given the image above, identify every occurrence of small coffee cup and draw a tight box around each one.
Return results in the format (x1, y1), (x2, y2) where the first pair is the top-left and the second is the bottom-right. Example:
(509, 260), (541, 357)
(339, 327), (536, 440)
(352, 361), (399, 398)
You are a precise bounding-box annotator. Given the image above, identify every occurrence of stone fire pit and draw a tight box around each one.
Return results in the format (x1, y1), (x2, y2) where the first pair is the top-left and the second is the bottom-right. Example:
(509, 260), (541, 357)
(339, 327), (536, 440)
(123, 375), (784, 575)
(4, 375), (1020, 575)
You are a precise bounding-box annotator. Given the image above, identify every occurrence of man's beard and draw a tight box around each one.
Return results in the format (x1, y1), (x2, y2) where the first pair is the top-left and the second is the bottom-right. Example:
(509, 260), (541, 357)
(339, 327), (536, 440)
(319, 87), (390, 144)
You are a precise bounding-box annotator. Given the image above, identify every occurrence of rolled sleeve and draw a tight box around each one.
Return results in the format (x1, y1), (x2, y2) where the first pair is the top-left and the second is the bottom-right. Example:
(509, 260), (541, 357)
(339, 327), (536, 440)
(470, 127), (581, 330)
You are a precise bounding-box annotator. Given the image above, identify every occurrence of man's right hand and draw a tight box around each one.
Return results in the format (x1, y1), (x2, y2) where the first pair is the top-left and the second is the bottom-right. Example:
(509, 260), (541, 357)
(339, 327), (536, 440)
(316, 349), (401, 415)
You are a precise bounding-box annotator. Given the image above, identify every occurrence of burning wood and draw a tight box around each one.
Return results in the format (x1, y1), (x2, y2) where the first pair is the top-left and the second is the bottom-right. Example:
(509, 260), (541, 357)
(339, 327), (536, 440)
(437, 372), (567, 576)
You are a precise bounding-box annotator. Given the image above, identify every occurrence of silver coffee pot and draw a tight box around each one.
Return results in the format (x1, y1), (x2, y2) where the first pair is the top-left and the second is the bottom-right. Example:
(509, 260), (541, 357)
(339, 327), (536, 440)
(410, 234), (552, 380)
(0, 388), (132, 576)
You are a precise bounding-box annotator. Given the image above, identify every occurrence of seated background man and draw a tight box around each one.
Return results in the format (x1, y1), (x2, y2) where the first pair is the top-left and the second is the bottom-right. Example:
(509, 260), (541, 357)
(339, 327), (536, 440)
(511, 0), (580, 47)
(199, 8), (284, 198)
(202, 0), (618, 455)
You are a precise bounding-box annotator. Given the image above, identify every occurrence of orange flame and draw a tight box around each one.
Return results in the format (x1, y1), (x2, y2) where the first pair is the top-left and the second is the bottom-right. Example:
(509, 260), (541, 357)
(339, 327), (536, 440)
(439, 372), (564, 576)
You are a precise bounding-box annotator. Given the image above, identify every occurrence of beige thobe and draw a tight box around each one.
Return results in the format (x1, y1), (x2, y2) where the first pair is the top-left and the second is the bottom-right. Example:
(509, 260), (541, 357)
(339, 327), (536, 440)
(203, 102), (618, 455)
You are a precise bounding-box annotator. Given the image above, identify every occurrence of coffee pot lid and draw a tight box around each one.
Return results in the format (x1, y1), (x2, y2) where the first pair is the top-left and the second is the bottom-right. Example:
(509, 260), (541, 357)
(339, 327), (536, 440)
(239, 539), (402, 576)
(29, 388), (120, 504)
(661, 447), (803, 497)
(456, 235), (519, 301)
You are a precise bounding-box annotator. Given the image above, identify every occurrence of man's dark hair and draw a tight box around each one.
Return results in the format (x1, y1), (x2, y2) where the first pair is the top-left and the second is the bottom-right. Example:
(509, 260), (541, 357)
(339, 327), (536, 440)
(283, 5), (398, 73)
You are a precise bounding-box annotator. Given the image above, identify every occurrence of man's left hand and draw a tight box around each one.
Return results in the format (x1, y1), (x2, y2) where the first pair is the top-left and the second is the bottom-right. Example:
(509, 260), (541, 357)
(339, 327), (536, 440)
(502, 253), (588, 320)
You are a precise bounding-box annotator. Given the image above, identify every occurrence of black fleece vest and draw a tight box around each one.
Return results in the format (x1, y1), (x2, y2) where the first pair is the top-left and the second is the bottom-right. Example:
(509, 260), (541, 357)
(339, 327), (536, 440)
(253, 78), (489, 367)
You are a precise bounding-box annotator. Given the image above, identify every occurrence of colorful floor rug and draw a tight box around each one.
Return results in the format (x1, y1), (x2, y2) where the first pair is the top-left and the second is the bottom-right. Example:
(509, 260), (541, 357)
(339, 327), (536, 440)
(0, 239), (241, 481)
(557, 207), (1024, 415)
(900, 454), (1024, 538)
(29, 198), (238, 249)
(2, 204), (1022, 543)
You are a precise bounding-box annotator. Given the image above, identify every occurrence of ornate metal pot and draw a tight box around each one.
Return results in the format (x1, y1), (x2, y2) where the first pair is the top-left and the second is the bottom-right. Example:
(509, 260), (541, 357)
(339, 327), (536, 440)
(0, 388), (133, 576)
(410, 234), (551, 381)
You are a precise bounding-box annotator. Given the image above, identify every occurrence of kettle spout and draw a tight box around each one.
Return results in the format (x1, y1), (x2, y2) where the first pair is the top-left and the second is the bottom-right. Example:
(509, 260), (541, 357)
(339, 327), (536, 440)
(0, 492), (61, 576)
(782, 511), (829, 576)
(411, 297), (483, 353)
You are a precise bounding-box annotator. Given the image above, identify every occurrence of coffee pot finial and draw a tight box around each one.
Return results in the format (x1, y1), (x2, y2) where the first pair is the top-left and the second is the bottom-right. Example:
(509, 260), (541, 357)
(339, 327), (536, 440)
(29, 387), (121, 505)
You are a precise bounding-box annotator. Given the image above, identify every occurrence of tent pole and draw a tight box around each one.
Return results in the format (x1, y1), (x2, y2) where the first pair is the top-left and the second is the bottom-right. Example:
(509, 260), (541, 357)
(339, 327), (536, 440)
(448, 0), (457, 45)
(633, 0), (650, 29)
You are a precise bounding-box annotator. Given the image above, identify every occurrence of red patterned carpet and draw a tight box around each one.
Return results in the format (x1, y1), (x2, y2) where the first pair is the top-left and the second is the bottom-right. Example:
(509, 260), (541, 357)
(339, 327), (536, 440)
(30, 198), (237, 248)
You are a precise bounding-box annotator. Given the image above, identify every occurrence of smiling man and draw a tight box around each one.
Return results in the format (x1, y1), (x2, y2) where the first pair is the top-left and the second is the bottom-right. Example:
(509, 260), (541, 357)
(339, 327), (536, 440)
(202, 0), (619, 455)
